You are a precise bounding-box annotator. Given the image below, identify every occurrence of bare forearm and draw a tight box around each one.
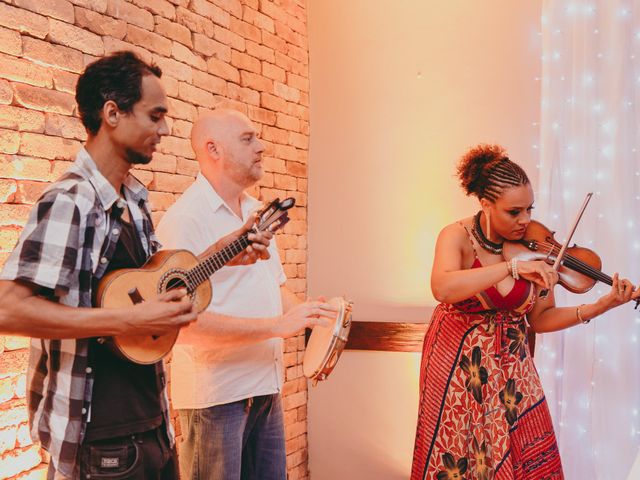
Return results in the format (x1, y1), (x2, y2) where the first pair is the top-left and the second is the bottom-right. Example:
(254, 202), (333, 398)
(0, 292), (129, 339)
(176, 311), (280, 348)
(432, 261), (511, 304)
(529, 302), (606, 333)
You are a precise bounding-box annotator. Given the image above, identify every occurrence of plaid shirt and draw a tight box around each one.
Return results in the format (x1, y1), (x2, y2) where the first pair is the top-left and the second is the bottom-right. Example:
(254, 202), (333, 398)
(0, 148), (173, 480)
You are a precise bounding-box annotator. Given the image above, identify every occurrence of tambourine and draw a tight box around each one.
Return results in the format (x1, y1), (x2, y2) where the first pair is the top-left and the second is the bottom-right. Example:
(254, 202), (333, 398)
(303, 297), (353, 386)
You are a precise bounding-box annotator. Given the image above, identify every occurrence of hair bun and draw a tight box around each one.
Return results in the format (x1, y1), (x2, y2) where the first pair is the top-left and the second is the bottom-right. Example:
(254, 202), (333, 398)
(456, 144), (508, 197)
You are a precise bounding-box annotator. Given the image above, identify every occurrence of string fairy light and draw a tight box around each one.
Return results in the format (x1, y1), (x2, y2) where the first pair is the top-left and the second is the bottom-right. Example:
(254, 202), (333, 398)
(535, 2), (640, 478)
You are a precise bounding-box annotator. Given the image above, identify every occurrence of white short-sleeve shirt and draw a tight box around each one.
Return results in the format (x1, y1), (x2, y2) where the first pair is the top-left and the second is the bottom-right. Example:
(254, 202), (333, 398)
(156, 174), (286, 409)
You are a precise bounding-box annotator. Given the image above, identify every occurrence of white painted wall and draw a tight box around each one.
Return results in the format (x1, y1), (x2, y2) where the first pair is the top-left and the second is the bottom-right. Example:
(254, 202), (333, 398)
(306, 2), (542, 478)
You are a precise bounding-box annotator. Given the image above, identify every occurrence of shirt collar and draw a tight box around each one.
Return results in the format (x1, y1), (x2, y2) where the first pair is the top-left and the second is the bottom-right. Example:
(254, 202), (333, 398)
(75, 147), (149, 210)
(196, 173), (259, 220)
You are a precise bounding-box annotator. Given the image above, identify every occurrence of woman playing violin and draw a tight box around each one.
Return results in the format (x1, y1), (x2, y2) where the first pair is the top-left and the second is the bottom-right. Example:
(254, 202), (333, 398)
(410, 144), (640, 480)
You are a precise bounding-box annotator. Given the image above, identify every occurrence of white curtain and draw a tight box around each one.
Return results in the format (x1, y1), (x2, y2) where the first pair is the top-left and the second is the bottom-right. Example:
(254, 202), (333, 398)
(536, 1), (640, 479)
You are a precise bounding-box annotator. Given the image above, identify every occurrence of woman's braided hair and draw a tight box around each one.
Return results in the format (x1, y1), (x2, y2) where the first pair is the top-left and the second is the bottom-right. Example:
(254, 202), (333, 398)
(456, 144), (529, 201)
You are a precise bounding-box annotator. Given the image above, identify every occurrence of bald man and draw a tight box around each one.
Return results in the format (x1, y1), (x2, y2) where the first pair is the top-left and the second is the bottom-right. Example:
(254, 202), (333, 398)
(156, 109), (336, 480)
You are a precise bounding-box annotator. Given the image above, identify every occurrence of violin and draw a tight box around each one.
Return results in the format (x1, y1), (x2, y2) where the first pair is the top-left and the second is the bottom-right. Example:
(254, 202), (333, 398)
(503, 219), (622, 296)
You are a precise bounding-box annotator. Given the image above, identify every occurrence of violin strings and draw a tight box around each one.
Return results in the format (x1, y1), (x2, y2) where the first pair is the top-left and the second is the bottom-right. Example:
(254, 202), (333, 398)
(533, 241), (613, 285)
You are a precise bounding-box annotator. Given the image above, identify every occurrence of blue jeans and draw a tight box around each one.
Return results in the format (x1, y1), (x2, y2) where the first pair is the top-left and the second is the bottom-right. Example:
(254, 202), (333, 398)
(178, 394), (286, 480)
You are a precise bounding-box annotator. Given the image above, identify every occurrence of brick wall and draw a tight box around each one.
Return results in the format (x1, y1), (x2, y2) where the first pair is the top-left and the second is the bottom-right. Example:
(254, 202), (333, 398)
(0, 0), (310, 478)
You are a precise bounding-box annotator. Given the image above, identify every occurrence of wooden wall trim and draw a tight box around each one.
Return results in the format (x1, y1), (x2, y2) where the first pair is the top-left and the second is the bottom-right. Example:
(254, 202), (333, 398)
(345, 321), (429, 352)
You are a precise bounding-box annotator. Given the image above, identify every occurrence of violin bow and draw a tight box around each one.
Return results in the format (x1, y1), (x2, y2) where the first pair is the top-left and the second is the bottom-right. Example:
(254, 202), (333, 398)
(539, 192), (593, 299)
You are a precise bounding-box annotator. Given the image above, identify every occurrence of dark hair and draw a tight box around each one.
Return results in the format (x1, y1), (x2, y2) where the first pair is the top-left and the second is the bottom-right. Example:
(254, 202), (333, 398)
(456, 144), (530, 201)
(75, 51), (162, 136)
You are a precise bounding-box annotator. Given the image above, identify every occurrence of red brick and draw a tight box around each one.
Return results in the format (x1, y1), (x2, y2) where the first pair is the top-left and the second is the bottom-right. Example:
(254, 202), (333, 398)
(126, 25), (172, 56)
(166, 97), (197, 121)
(260, 92), (286, 112)
(286, 161), (306, 178)
(130, 0), (176, 20)
(0, 155), (49, 181)
(134, 152), (176, 173)
(15, 180), (47, 204)
(192, 70), (227, 96)
(212, 0), (242, 18)
(103, 37), (153, 64)
(178, 82), (216, 108)
(13, 84), (75, 115)
(148, 191), (175, 211)
(45, 114), (86, 141)
(262, 125), (288, 144)
(151, 172), (194, 193)
(273, 144), (296, 161)
(70, 0), (108, 13)
(262, 62), (285, 83)
(49, 19), (103, 56)
(176, 7), (214, 36)
(0, 226), (21, 252)
(0, 204), (31, 227)
(290, 190), (306, 206)
(276, 113), (300, 132)
(154, 56), (192, 82)
(74, 6), (125, 38)
(155, 17), (192, 47)
(285, 248), (305, 263)
(289, 132), (307, 149)
(262, 32), (286, 55)
(0, 425), (18, 455)
(258, 0), (285, 23)
(240, 71), (272, 93)
(0, 129), (19, 155)
(106, 0), (154, 30)
(172, 42), (207, 71)
(176, 157), (198, 176)
(287, 73), (308, 93)
(284, 220), (305, 235)
(158, 135), (193, 158)
(297, 263), (306, 278)
(0, 27), (21, 57)
(170, 120), (192, 139)
(15, 0), (75, 23)
(0, 80), (11, 106)
(214, 26), (246, 52)
(274, 82), (300, 103)
(52, 70), (79, 95)
(231, 50), (261, 74)
(246, 40), (274, 63)
(0, 179), (17, 203)
(230, 17), (261, 42)
(0, 444), (42, 478)
(207, 57), (240, 83)
(247, 106), (275, 126)
(287, 43), (308, 65)
(193, 33), (230, 62)
(22, 37), (84, 74)
(20, 133), (81, 160)
(0, 53), (52, 88)
(0, 106), (44, 134)
(262, 156), (285, 173)
(243, 6), (274, 33)
(191, 0), (230, 28)
(0, 3), (49, 39)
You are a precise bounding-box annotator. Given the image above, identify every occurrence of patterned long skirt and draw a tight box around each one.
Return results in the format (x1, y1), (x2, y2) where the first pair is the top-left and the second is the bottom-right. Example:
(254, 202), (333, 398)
(411, 304), (564, 480)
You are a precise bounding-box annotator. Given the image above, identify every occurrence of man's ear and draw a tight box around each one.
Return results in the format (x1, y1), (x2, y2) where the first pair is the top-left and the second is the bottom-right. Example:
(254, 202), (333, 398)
(102, 100), (120, 128)
(207, 140), (221, 158)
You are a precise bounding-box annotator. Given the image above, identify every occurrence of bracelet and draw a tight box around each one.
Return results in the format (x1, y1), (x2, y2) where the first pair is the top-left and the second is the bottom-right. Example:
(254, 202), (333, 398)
(510, 258), (519, 280)
(576, 304), (589, 324)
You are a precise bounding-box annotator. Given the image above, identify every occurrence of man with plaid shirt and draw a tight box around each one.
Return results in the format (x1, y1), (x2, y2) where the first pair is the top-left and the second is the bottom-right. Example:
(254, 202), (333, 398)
(0, 52), (270, 479)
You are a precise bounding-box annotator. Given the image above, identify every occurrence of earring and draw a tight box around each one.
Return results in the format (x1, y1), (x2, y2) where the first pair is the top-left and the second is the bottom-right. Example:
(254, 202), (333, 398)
(486, 210), (491, 239)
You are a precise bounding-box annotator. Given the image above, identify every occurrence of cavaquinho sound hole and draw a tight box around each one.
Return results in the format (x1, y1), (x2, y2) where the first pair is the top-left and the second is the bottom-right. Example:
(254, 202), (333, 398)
(159, 269), (194, 302)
